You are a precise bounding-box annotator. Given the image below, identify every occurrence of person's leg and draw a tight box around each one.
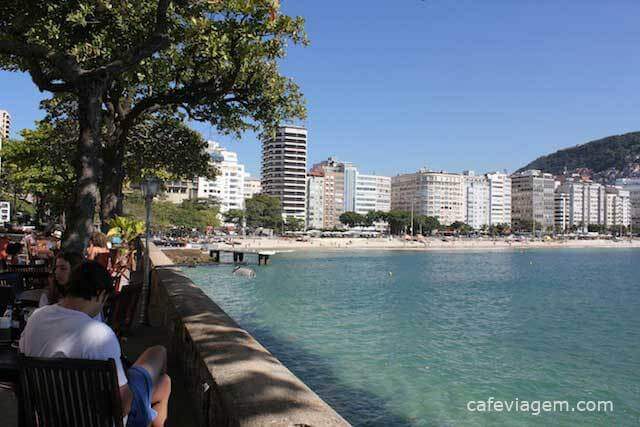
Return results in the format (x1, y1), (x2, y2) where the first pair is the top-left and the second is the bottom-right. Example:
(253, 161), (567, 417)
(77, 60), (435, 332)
(133, 345), (167, 384)
(150, 374), (171, 427)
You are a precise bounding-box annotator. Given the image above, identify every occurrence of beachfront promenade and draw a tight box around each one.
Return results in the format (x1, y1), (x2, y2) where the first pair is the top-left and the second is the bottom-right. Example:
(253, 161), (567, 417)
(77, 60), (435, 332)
(145, 244), (349, 426)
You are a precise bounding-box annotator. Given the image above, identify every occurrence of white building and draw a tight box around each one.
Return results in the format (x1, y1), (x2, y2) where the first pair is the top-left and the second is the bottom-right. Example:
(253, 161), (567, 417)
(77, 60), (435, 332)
(486, 172), (512, 226)
(462, 171), (489, 229)
(616, 178), (640, 230)
(0, 201), (10, 224)
(163, 180), (197, 204)
(306, 171), (325, 230)
(604, 187), (632, 229)
(0, 110), (10, 174)
(244, 175), (262, 200)
(553, 177), (605, 232)
(391, 169), (465, 226)
(262, 126), (308, 222)
(354, 173), (391, 215)
(197, 141), (245, 213)
(0, 110), (10, 140)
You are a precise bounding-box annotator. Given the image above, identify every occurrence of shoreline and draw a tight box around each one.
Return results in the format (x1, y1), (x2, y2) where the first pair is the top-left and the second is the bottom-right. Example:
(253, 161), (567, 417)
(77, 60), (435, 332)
(161, 237), (640, 263)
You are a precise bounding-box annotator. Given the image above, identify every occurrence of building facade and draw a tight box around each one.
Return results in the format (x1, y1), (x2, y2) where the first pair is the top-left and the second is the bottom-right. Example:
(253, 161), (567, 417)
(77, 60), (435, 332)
(391, 169), (465, 226)
(604, 187), (632, 228)
(0, 110), (10, 140)
(354, 173), (391, 215)
(510, 170), (555, 231)
(615, 178), (640, 230)
(197, 141), (245, 213)
(553, 177), (605, 232)
(243, 175), (262, 200)
(163, 180), (197, 204)
(462, 171), (489, 229)
(0, 201), (10, 224)
(306, 171), (325, 230)
(486, 172), (512, 226)
(261, 126), (308, 222)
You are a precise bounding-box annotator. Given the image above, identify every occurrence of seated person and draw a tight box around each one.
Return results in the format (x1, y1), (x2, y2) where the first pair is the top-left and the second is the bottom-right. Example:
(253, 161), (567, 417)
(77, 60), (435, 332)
(39, 251), (83, 307)
(87, 231), (111, 269)
(20, 261), (171, 427)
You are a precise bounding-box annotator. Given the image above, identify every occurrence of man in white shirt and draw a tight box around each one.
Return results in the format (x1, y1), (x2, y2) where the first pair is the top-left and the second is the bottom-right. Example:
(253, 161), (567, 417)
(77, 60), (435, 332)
(20, 261), (171, 427)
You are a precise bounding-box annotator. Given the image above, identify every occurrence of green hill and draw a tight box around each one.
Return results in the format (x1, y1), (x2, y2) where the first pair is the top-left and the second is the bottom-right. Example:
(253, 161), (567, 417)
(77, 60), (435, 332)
(518, 132), (640, 180)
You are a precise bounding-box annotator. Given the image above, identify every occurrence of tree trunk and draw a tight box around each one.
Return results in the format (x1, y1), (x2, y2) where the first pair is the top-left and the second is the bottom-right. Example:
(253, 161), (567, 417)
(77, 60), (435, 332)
(99, 145), (126, 232)
(63, 85), (105, 252)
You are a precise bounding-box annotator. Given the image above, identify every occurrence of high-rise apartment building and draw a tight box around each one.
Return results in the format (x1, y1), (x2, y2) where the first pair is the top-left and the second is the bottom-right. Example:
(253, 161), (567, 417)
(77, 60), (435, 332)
(391, 169), (465, 226)
(0, 110), (10, 140)
(261, 126), (308, 222)
(615, 178), (640, 230)
(309, 158), (346, 228)
(462, 171), (489, 229)
(553, 177), (605, 232)
(604, 187), (632, 228)
(306, 171), (325, 230)
(197, 141), (245, 213)
(486, 172), (512, 226)
(354, 173), (391, 215)
(0, 110), (10, 174)
(510, 170), (555, 231)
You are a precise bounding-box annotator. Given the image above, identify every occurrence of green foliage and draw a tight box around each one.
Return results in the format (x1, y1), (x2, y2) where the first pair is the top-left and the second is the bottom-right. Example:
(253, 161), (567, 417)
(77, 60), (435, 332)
(519, 131), (640, 176)
(245, 194), (282, 229)
(386, 210), (411, 235)
(284, 216), (305, 232)
(449, 221), (473, 235)
(106, 216), (145, 243)
(0, 122), (76, 221)
(339, 211), (367, 228)
(224, 209), (245, 227)
(414, 215), (440, 235)
(124, 193), (220, 230)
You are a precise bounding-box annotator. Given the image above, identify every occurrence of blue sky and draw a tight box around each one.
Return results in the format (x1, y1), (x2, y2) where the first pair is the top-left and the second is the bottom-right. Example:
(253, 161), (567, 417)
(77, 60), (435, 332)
(2, 0), (640, 177)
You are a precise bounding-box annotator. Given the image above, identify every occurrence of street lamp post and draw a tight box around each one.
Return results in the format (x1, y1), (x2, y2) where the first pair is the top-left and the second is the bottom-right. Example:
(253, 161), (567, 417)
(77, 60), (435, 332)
(139, 176), (161, 325)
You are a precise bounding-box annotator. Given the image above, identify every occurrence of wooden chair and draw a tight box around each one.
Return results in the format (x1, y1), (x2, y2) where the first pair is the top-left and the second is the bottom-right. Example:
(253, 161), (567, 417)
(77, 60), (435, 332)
(19, 354), (124, 427)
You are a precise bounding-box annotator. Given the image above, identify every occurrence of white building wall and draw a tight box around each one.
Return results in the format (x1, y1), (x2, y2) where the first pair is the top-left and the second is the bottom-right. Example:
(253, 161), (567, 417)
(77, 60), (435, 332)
(244, 175), (262, 200)
(354, 173), (391, 215)
(0, 201), (10, 224)
(306, 174), (324, 229)
(487, 172), (511, 226)
(463, 172), (490, 229)
(197, 141), (245, 213)
(616, 178), (640, 230)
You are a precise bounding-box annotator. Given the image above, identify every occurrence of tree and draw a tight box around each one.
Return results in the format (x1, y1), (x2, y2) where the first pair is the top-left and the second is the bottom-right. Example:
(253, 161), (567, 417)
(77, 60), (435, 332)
(1, 1), (306, 249)
(0, 123), (76, 225)
(450, 221), (472, 235)
(339, 211), (366, 228)
(224, 209), (245, 227)
(284, 216), (305, 232)
(414, 215), (440, 235)
(124, 193), (220, 230)
(386, 210), (411, 235)
(245, 195), (282, 230)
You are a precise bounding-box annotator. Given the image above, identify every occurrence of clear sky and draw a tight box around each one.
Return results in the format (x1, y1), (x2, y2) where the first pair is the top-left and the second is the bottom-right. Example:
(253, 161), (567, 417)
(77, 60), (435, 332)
(2, 0), (640, 177)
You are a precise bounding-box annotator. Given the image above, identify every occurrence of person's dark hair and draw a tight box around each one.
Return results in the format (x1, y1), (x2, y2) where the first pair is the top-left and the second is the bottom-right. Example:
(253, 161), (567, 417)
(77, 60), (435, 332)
(89, 232), (109, 248)
(66, 261), (114, 300)
(56, 251), (84, 273)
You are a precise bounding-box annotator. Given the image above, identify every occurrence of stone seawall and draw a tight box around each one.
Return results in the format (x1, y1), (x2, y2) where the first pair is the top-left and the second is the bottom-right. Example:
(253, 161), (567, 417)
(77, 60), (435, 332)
(147, 244), (350, 426)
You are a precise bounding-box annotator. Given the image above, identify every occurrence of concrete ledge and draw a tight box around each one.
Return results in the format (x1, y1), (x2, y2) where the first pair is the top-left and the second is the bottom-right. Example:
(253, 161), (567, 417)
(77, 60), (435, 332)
(148, 244), (349, 426)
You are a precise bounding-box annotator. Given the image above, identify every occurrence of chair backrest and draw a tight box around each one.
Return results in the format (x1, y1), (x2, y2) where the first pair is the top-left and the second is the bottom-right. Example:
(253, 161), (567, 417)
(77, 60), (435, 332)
(19, 354), (124, 427)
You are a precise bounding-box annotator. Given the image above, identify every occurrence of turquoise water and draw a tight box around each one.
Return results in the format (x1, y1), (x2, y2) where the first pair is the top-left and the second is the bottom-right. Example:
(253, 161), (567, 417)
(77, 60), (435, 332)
(186, 250), (640, 426)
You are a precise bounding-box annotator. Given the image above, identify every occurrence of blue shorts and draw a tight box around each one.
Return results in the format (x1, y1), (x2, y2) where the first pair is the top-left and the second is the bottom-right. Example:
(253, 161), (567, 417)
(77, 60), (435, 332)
(126, 366), (158, 427)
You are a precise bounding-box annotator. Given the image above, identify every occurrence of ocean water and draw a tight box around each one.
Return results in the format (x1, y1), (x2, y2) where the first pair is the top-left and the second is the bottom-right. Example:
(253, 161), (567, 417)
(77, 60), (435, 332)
(185, 249), (640, 426)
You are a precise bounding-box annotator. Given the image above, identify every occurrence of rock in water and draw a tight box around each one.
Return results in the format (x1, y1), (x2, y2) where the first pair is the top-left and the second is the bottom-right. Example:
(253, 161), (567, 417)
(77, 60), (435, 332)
(233, 266), (256, 278)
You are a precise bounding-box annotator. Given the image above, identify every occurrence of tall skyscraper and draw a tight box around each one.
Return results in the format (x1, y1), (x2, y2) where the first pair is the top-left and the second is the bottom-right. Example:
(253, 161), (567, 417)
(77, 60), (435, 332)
(510, 170), (555, 231)
(306, 171), (325, 230)
(261, 125), (308, 222)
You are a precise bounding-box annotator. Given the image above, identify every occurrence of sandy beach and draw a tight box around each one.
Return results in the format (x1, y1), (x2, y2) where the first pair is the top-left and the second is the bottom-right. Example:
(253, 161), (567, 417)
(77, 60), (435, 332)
(197, 237), (640, 252)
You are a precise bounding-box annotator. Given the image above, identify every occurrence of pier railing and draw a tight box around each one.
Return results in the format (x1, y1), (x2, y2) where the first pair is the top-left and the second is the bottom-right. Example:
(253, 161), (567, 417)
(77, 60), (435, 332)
(147, 244), (349, 426)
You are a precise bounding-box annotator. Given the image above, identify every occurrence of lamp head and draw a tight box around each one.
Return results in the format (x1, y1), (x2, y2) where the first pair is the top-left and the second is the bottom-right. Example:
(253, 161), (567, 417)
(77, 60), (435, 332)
(141, 176), (162, 199)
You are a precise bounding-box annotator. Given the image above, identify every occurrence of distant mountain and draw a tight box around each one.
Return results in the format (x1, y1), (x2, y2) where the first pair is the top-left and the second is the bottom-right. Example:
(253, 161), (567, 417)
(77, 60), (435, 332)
(518, 132), (640, 184)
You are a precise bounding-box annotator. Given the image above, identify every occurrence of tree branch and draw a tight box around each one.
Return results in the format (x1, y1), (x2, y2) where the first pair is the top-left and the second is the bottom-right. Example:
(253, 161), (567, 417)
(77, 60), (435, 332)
(84, 0), (172, 78)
